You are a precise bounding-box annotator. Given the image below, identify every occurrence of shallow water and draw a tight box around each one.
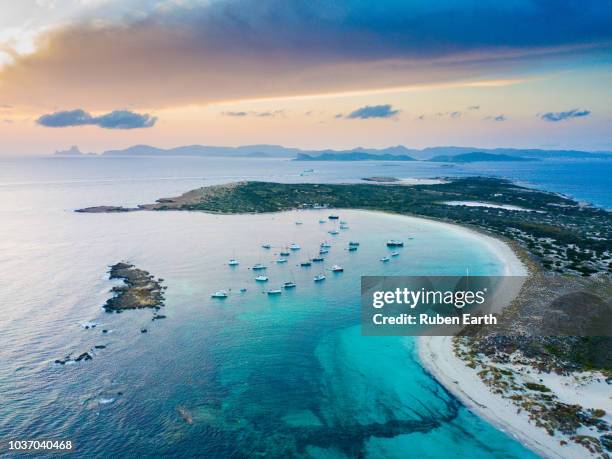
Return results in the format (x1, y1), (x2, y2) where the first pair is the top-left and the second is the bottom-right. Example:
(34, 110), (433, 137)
(0, 157), (542, 457)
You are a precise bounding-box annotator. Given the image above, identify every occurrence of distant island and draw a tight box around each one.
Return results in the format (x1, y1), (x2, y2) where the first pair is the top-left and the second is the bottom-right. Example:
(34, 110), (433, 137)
(54, 145), (96, 156)
(53, 143), (612, 161)
(295, 152), (415, 161)
(429, 152), (539, 163)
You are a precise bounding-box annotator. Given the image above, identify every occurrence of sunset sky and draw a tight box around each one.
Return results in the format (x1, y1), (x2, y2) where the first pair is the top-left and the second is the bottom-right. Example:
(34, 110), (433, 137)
(1, 0), (611, 155)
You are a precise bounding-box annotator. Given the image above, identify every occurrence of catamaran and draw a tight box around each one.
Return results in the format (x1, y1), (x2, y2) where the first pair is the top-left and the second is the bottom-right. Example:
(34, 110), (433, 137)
(211, 290), (228, 298)
(255, 275), (269, 282)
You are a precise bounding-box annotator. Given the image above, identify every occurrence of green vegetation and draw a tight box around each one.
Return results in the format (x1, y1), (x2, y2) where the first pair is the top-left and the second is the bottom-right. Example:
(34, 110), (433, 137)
(153, 177), (611, 275)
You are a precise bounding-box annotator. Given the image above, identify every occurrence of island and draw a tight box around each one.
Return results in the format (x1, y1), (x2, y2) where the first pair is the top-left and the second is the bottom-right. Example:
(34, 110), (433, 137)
(429, 152), (539, 162)
(295, 152), (416, 161)
(79, 177), (609, 277)
(104, 262), (165, 312)
(76, 177), (611, 456)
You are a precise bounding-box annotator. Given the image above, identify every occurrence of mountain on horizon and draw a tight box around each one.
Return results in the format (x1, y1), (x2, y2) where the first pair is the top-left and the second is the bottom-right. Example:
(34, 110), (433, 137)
(67, 143), (612, 160)
(429, 152), (539, 163)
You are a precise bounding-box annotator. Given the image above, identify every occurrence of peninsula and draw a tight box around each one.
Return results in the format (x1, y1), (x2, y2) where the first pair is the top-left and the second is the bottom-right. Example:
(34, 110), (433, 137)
(76, 177), (611, 456)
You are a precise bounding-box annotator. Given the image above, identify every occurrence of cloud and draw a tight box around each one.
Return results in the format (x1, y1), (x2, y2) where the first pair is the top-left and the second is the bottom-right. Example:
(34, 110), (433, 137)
(436, 111), (462, 119)
(467, 105), (480, 110)
(222, 111), (248, 117)
(36, 109), (156, 129)
(539, 108), (591, 122)
(484, 114), (507, 121)
(346, 104), (399, 119)
(1, 1), (611, 109)
(222, 110), (285, 118)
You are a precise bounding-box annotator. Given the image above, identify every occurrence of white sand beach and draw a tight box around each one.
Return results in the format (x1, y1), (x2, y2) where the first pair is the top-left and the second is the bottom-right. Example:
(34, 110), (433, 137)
(419, 230), (610, 459)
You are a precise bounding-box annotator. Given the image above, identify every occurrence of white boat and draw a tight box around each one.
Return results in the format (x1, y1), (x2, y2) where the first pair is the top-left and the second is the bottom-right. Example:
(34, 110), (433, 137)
(331, 264), (344, 272)
(228, 259), (240, 266)
(261, 244), (271, 249)
(320, 242), (331, 248)
(313, 274), (326, 282)
(380, 256), (390, 262)
(267, 289), (282, 295)
(211, 290), (228, 298)
(289, 243), (301, 250)
(391, 251), (400, 257)
(276, 258), (287, 263)
(252, 264), (267, 270)
(328, 230), (339, 235)
(255, 275), (269, 282)
(386, 240), (404, 247)
(283, 281), (297, 289)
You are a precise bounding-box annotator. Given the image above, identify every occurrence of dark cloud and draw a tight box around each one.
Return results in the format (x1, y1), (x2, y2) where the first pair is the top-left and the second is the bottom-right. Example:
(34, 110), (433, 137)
(2, 1), (611, 109)
(36, 109), (156, 129)
(346, 104), (399, 119)
(539, 108), (591, 122)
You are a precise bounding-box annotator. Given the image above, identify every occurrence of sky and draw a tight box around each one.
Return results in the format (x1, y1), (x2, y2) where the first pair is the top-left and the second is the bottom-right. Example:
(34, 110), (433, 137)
(0, 0), (611, 155)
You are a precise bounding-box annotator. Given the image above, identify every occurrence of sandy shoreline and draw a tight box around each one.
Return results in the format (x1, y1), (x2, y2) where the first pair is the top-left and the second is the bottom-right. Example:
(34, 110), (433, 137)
(417, 230), (604, 459)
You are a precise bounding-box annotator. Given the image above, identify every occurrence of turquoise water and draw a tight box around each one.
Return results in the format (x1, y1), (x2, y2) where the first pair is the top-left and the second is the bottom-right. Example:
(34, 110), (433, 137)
(0, 158), (542, 457)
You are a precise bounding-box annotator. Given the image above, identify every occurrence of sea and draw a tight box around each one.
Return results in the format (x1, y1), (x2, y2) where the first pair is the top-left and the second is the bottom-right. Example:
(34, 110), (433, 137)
(0, 155), (609, 458)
